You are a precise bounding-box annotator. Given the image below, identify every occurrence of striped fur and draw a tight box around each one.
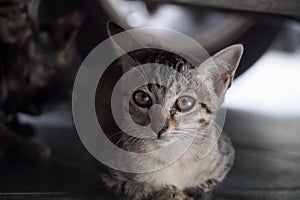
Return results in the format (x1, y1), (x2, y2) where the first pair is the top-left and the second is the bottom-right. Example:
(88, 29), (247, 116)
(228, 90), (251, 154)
(100, 22), (243, 200)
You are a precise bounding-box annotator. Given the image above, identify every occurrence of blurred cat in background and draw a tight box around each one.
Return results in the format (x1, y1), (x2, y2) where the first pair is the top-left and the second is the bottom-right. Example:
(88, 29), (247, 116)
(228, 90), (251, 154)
(0, 0), (40, 44)
(0, 0), (83, 158)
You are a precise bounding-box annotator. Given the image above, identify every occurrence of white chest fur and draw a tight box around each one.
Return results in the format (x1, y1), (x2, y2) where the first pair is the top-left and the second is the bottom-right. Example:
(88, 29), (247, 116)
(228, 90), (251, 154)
(137, 145), (221, 190)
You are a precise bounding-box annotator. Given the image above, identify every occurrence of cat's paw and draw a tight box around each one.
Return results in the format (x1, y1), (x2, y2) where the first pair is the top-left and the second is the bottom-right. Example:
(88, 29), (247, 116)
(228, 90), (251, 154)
(153, 189), (193, 200)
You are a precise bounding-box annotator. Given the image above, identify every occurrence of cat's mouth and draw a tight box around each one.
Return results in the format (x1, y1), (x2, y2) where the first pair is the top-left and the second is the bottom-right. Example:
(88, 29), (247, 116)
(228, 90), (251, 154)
(157, 125), (169, 139)
(155, 131), (178, 143)
(157, 132), (172, 140)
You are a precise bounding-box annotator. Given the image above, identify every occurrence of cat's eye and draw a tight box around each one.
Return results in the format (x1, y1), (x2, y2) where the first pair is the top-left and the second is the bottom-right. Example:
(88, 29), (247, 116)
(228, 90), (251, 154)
(133, 91), (152, 108)
(176, 96), (195, 113)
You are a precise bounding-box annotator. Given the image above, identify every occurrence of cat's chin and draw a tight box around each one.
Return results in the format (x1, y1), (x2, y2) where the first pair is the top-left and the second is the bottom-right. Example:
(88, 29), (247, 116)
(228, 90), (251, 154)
(155, 132), (177, 145)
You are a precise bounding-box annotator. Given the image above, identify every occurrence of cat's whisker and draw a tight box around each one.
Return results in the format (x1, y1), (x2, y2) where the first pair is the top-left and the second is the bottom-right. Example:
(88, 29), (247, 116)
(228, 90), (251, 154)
(121, 131), (144, 149)
(115, 136), (128, 147)
(121, 137), (134, 150)
(104, 131), (122, 142)
(179, 139), (203, 159)
(175, 132), (216, 146)
(171, 130), (208, 138)
(175, 135), (213, 160)
(113, 130), (143, 147)
(177, 131), (228, 147)
(103, 130), (137, 152)
(176, 135), (205, 144)
(178, 138), (208, 160)
(126, 136), (143, 151)
(124, 137), (142, 151)
(104, 130), (129, 144)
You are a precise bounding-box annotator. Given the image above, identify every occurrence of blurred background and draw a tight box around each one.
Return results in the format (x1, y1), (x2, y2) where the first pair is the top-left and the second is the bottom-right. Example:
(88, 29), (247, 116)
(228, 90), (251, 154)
(0, 0), (300, 199)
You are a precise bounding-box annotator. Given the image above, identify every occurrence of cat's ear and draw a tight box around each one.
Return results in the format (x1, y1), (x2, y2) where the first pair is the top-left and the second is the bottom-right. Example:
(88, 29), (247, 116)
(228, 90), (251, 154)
(107, 21), (146, 50)
(107, 21), (151, 72)
(196, 44), (243, 97)
(107, 21), (126, 37)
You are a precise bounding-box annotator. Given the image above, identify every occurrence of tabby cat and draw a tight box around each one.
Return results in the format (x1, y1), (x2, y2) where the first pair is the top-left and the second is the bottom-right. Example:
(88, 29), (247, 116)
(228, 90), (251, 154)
(0, 0), (83, 158)
(99, 22), (243, 200)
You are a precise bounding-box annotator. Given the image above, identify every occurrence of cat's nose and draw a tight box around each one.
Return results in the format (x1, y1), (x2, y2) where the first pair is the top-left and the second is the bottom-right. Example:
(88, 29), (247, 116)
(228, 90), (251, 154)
(149, 104), (169, 138)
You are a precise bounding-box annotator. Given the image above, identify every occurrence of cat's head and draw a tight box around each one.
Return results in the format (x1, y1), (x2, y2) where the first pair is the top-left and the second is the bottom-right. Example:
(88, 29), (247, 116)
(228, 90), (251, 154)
(107, 22), (243, 153)
(27, 10), (83, 86)
(0, 0), (40, 44)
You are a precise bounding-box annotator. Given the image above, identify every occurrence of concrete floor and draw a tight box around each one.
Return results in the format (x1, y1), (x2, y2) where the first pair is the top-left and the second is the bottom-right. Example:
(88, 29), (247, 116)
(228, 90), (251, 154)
(0, 104), (117, 200)
(218, 109), (300, 200)
(0, 102), (299, 200)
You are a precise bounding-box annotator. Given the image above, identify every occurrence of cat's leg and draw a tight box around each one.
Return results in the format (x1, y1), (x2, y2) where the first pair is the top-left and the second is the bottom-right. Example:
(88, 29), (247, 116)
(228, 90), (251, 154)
(119, 181), (156, 200)
(183, 179), (219, 200)
(151, 186), (194, 200)
(0, 121), (50, 159)
(101, 174), (155, 200)
(102, 173), (193, 200)
(121, 183), (193, 200)
(184, 187), (212, 200)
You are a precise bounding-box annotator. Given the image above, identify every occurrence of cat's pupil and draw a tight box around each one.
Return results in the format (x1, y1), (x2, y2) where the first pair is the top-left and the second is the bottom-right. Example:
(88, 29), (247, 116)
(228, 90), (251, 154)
(140, 94), (149, 102)
(180, 98), (192, 107)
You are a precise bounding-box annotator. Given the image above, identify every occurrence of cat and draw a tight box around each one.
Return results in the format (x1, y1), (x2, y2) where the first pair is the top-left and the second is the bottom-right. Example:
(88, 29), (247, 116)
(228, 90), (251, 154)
(0, 10), (83, 158)
(98, 22), (244, 200)
(0, 0), (40, 44)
